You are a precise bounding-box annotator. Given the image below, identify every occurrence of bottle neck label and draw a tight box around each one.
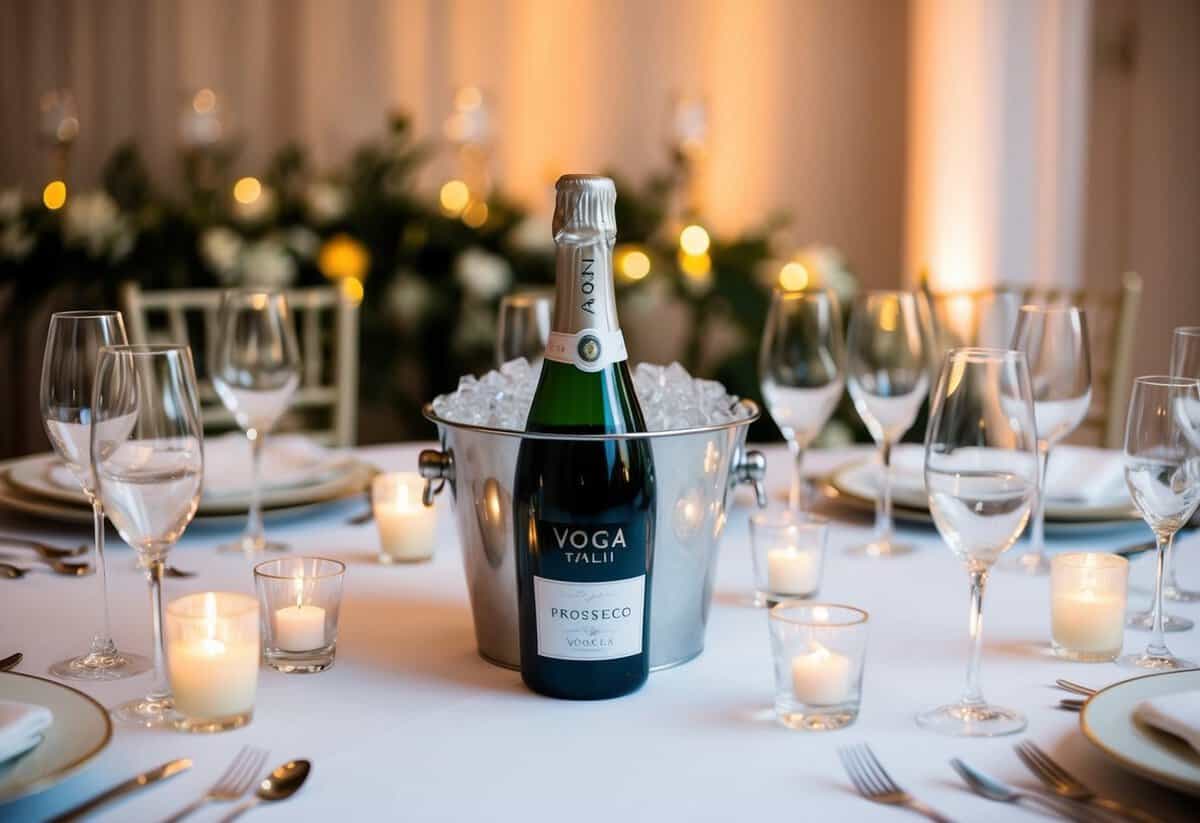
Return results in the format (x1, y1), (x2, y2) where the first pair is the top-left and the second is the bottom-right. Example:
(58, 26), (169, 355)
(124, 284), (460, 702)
(544, 328), (627, 372)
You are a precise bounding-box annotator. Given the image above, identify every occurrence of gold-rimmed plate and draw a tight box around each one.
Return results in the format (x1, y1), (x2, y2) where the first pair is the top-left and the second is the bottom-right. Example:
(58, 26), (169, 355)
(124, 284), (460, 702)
(1080, 669), (1200, 797)
(0, 672), (112, 803)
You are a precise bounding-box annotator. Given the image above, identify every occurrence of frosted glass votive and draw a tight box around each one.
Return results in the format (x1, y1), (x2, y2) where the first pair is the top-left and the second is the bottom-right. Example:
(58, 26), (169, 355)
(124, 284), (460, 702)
(255, 556), (345, 673)
(372, 472), (437, 563)
(749, 510), (828, 606)
(1050, 552), (1128, 662)
(166, 592), (259, 733)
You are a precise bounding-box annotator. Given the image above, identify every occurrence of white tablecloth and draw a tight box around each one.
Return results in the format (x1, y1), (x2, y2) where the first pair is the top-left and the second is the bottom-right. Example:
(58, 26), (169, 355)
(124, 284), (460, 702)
(1, 444), (1198, 822)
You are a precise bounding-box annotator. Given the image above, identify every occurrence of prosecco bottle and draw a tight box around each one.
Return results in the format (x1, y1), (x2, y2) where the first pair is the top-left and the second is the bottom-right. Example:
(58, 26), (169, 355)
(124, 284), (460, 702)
(513, 175), (656, 700)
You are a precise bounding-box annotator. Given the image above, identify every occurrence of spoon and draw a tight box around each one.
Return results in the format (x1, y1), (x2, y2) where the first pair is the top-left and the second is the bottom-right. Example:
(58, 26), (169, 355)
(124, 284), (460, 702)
(218, 759), (310, 822)
(950, 758), (1094, 821)
(0, 652), (22, 671)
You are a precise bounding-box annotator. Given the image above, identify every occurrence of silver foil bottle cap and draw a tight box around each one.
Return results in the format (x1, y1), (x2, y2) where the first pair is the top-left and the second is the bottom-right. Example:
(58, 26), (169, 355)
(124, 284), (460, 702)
(553, 175), (617, 243)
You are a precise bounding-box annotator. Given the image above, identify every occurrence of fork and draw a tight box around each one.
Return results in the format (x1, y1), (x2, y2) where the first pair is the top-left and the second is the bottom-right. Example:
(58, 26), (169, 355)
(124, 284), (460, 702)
(839, 744), (956, 822)
(0, 536), (88, 559)
(160, 745), (268, 823)
(1015, 741), (1164, 823)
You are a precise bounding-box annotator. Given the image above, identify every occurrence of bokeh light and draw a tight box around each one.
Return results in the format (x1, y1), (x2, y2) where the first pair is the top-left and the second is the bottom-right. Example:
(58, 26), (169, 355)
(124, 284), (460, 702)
(678, 250), (712, 278)
(455, 86), (483, 111)
(462, 200), (489, 228)
(193, 88), (216, 114)
(42, 180), (67, 210)
(319, 233), (370, 282)
(233, 176), (262, 204)
(778, 261), (809, 291)
(617, 246), (651, 281)
(439, 180), (470, 215)
(340, 276), (364, 305)
(679, 224), (710, 256)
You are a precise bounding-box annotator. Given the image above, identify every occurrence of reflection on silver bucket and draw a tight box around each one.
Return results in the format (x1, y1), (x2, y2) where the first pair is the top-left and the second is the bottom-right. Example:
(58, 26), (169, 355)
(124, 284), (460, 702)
(419, 401), (767, 671)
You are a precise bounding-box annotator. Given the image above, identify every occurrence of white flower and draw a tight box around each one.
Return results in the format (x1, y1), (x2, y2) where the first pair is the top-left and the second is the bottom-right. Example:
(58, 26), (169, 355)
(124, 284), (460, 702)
(304, 181), (348, 225)
(0, 222), (34, 261)
(455, 247), (512, 300)
(285, 226), (320, 260)
(232, 185), (277, 225)
(386, 271), (434, 329)
(0, 189), (22, 222)
(240, 239), (296, 288)
(200, 227), (243, 278)
(63, 191), (124, 257)
(508, 213), (553, 253)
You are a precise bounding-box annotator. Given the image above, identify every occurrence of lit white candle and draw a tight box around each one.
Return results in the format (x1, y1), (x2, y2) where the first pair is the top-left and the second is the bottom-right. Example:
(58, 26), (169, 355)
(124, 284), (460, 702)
(167, 593), (259, 720)
(1051, 588), (1124, 654)
(374, 473), (437, 562)
(767, 547), (819, 595)
(273, 575), (327, 651)
(791, 643), (853, 705)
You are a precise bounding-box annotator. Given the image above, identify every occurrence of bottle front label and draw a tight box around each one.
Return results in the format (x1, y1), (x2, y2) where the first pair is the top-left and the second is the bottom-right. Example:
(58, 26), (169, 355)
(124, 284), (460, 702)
(534, 575), (645, 661)
(544, 328), (627, 373)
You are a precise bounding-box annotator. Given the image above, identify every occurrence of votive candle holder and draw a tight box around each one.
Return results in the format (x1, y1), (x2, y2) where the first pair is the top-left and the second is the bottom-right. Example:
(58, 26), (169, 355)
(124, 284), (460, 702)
(768, 602), (868, 731)
(166, 592), (259, 733)
(255, 556), (345, 673)
(749, 510), (828, 605)
(1050, 552), (1128, 662)
(372, 472), (437, 563)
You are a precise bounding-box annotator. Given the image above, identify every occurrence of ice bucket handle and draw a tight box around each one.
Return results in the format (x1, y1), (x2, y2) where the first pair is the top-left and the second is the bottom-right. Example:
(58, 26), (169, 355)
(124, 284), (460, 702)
(732, 449), (768, 508)
(417, 448), (454, 507)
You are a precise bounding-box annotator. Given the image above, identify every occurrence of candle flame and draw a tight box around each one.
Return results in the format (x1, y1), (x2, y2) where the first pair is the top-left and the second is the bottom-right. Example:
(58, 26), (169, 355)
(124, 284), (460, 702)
(293, 571), (305, 609)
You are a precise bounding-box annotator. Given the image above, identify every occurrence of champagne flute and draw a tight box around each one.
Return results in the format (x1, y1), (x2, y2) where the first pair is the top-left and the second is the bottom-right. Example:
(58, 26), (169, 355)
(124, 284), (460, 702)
(496, 290), (553, 368)
(41, 311), (149, 681)
(759, 288), (845, 513)
(845, 291), (930, 555)
(92, 344), (204, 726)
(1119, 376), (1200, 671)
(211, 289), (300, 553)
(919, 348), (1039, 736)
(1002, 305), (1092, 575)
(1164, 326), (1200, 602)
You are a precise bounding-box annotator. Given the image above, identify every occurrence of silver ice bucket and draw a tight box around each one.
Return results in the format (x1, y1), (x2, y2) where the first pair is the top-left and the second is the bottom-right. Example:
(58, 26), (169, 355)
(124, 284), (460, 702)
(418, 401), (767, 671)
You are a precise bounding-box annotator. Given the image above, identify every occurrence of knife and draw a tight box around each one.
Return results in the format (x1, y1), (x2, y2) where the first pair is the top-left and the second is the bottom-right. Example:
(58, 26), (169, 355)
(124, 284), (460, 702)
(49, 759), (192, 822)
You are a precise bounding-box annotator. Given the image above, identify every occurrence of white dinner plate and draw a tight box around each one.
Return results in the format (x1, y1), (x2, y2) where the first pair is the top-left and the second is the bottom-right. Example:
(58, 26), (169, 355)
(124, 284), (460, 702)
(830, 457), (1138, 523)
(1081, 669), (1200, 796)
(0, 672), (112, 803)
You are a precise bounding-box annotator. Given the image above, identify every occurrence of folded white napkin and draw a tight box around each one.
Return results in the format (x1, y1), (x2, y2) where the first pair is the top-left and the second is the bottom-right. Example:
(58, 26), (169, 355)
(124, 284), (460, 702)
(49, 432), (349, 499)
(888, 443), (1127, 505)
(1135, 692), (1200, 753)
(0, 700), (53, 763)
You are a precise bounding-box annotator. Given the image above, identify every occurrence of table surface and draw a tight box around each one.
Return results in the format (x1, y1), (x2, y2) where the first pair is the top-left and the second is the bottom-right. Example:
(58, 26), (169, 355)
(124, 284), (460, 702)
(1, 443), (1198, 822)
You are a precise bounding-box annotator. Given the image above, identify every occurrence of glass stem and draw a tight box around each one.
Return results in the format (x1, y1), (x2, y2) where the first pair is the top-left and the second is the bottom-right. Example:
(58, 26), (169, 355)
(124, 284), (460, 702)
(1163, 536), (1181, 594)
(89, 499), (118, 658)
(1029, 445), (1049, 558)
(1148, 532), (1173, 658)
(245, 429), (265, 546)
(962, 568), (988, 707)
(787, 438), (806, 513)
(875, 440), (894, 545)
(146, 559), (170, 701)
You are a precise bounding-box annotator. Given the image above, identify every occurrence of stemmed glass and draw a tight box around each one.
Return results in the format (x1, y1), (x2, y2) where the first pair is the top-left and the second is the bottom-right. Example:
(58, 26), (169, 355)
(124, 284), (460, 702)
(845, 291), (930, 555)
(40, 311), (149, 681)
(919, 348), (1040, 736)
(1118, 376), (1200, 671)
(496, 290), (553, 367)
(92, 345), (204, 726)
(1003, 305), (1092, 575)
(1164, 326), (1200, 602)
(759, 289), (845, 513)
(212, 289), (300, 553)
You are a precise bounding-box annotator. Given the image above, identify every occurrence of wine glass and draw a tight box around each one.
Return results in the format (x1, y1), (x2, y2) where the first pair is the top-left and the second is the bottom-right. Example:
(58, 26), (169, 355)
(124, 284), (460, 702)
(1118, 376), (1200, 671)
(1002, 305), (1092, 575)
(211, 289), (300, 553)
(759, 288), (845, 513)
(40, 311), (149, 681)
(92, 344), (204, 726)
(845, 291), (930, 555)
(919, 348), (1040, 736)
(496, 290), (553, 368)
(1164, 326), (1200, 602)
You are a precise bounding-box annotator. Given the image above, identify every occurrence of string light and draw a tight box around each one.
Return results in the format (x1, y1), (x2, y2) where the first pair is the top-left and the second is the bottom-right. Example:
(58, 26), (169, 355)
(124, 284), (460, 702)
(623, 250), (651, 281)
(678, 250), (712, 278)
(340, 276), (364, 305)
(439, 180), (470, 215)
(233, 176), (262, 204)
(779, 262), (809, 291)
(318, 233), (370, 282)
(679, 224), (710, 256)
(462, 200), (489, 228)
(42, 180), (67, 210)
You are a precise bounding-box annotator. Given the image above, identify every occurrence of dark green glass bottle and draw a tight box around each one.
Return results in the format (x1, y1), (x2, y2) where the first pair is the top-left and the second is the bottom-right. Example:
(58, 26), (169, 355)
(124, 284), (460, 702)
(514, 175), (656, 700)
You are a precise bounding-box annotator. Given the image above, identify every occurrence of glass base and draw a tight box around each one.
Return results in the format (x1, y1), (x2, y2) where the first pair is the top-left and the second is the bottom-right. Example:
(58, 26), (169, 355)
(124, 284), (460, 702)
(112, 693), (179, 728)
(1126, 610), (1194, 632)
(218, 535), (289, 554)
(915, 702), (1027, 737)
(754, 590), (818, 608)
(1165, 582), (1200, 603)
(49, 649), (150, 682)
(844, 539), (914, 558)
(998, 549), (1051, 575)
(378, 551), (434, 565)
(264, 646), (335, 674)
(174, 710), (252, 734)
(776, 706), (858, 731)
(1118, 650), (1196, 671)
(1052, 642), (1119, 663)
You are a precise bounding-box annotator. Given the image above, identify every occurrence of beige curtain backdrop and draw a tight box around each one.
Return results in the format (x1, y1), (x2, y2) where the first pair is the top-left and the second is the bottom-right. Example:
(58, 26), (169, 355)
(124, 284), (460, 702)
(0, 0), (910, 287)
